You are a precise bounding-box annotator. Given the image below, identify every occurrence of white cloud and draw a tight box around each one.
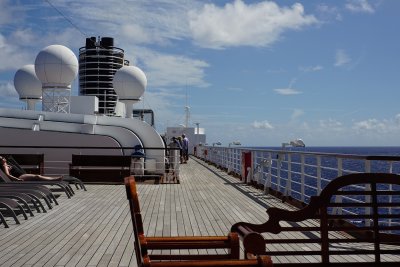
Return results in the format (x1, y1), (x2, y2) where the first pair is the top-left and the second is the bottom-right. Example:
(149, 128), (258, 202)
(252, 120), (274, 129)
(291, 109), (304, 120)
(120, 24), (157, 45)
(0, 34), (36, 71)
(189, 0), (318, 49)
(32, 1), (210, 89)
(274, 88), (302, 95)
(0, 81), (18, 97)
(55, 0), (195, 46)
(0, 0), (28, 26)
(345, 0), (375, 14)
(351, 117), (400, 134)
(353, 119), (387, 132)
(142, 90), (179, 130)
(334, 49), (351, 67)
(316, 4), (342, 21)
(134, 48), (209, 88)
(299, 65), (323, 72)
(0, 0), (212, 117)
(319, 119), (343, 131)
(40, 28), (82, 49)
(226, 87), (243, 92)
(395, 114), (400, 124)
(266, 68), (286, 74)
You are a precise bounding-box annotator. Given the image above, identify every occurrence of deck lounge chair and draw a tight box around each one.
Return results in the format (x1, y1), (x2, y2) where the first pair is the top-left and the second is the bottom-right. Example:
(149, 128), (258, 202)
(0, 186), (54, 211)
(4, 154), (87, 191)
(0, 168), (74, 198)
(62, 175), (87, 191)
(4, 155), (83, 191)
(0, 211), (8, 228)
(0, 171), (59, 209)
(0, 192), (35, 216)
(0, 197), (28, 225)
(0, 191), (39, 214)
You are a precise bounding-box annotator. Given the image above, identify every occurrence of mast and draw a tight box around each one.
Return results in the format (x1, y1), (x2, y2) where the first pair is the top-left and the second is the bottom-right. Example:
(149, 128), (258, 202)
(184, 85), (190, 127)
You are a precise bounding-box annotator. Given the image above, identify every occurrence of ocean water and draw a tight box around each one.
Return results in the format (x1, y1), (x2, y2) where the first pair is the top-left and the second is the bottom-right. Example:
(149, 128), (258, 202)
(259, 146), (400, 156)
(252, 147), (400, 227)
(255, 146), (400, 175)
(251, 146), (400, 200)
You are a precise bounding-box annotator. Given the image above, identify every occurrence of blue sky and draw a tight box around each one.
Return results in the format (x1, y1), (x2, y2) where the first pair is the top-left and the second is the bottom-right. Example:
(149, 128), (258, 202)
(0, 0), (399, 146)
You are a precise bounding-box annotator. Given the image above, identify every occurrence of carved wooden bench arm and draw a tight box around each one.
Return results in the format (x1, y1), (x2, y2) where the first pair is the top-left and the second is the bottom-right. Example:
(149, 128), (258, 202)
(231, 173), (400, 265)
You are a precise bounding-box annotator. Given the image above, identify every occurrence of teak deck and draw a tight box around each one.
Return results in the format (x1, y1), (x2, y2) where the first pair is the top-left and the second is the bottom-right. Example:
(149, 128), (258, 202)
(0, 157), (399, 266)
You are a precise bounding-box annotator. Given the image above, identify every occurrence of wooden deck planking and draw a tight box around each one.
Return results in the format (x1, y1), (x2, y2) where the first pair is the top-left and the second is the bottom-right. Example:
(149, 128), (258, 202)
(0, 188), (98, 266)
(0, 156), (399, 266)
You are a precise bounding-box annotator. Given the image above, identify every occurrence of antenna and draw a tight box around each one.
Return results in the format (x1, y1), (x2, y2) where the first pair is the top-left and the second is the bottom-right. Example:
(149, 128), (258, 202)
(184, 106), (190, 128)
(184, 82), (190, 127)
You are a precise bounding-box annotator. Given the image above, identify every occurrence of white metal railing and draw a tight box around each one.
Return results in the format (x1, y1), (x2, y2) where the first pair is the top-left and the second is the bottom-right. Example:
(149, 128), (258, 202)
(196, 145), (400, 230)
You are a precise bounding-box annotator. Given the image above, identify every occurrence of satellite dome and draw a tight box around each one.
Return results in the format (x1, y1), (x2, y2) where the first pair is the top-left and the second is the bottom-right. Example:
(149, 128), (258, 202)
(14, 64), (42, 99)
(113, 66), (147, 100)
(35, 44), (78, 85)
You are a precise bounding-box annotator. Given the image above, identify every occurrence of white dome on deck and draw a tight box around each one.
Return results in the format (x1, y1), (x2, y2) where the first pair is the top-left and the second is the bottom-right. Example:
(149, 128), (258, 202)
(113, 66), (147, 100)
(14, 64), (42, 99)
(35, 45), (78, 86)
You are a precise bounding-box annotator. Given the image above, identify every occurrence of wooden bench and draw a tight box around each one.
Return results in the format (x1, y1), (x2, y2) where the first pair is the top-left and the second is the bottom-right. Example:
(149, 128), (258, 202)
(124, 175), (273, 267)
(70, 155), (131, 184)
(1, 154), (44, 175)
(232, 173), (400, 266)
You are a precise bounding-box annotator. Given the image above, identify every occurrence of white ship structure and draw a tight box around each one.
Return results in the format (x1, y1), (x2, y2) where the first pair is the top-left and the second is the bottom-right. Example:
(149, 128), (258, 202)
(0, 38), (205, 179)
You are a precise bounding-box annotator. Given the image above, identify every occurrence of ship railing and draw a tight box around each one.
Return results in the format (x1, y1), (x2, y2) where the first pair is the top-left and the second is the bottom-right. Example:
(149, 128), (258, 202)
(197, 146), (400, 231)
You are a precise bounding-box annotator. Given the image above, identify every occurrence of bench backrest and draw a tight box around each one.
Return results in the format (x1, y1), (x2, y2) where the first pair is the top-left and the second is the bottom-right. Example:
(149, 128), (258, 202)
(71, 154), (131, 167)
(232, 173), (400, 265)
(70, 155), (131, 183)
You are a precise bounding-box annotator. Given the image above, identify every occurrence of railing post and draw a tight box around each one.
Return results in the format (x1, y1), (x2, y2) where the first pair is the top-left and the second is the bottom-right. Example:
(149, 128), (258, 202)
(220, 148), (222, 167)
(251, 150), (257, 184)
(230, 148), (232, 170)
(389, 162), (393, 227)
(264, 153), (272, 193)
(277, 153), (282, 193)
(365, 160), (371, 227)
(300, 154), (305, 202)
(333, 158), (343, 215)
(317, 156), (322, 195)
(284, 154), (292, 197)
(233, 148), (236, 175)
(226, 148), (230, 170)
(230, 148), (234, 173)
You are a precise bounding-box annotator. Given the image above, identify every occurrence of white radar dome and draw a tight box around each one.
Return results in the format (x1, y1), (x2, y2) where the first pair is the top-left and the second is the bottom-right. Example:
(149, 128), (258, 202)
(113, 66), (147, 100)
(35, 44), (78, 85)
(14, 64), (42, 99)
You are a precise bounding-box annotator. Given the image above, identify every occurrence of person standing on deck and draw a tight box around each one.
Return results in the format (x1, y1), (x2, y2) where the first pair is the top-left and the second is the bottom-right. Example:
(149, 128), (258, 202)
(176, 136), (183, 163)
(168, 137), (181, 182)
(182, 134), (189, 163)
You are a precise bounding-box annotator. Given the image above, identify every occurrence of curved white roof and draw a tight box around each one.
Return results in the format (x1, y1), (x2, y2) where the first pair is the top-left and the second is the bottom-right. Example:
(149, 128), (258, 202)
(113, 66), (147, 100)
(0, 108), (166, 174)
(35, 44), (78, 85)
(14, 64), (42, 99)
